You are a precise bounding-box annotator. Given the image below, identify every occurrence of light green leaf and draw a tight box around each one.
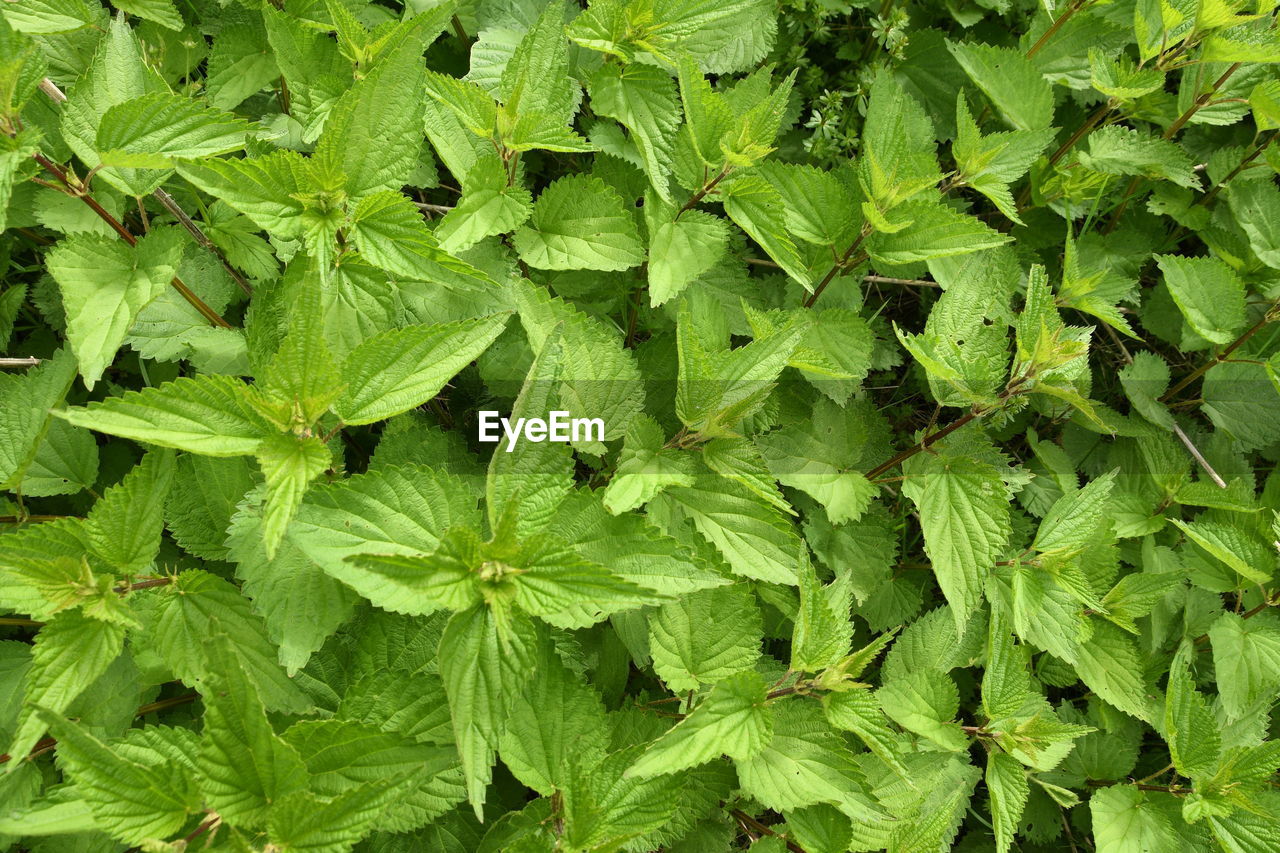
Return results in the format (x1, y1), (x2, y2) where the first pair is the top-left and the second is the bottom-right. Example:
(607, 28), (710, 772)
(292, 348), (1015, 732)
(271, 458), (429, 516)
(334, 315), (509, 425)
(627, 671), (772, 778)
(649, 584), (761, 692)
(96, 92), (249, 167)
(46, 228), (185, 389)
(347, 190), (492, 288)
(947, 41), (1055, 131)
(902, 450), (1011, 628)
(1156, 254), (1247, 345)
(0, 349), (77, 491)
(866, 200), (1011, 265)
(8, 611), (125, 769)
(54, 374), (273, 456)
(255, 433), (329, 561)
(986, 751), (1029, 853)
(1208, 612), (1280, 719)
(86, 447), (174, 574)
(512, 175), (645, 271)
(196, 635), (309, 828)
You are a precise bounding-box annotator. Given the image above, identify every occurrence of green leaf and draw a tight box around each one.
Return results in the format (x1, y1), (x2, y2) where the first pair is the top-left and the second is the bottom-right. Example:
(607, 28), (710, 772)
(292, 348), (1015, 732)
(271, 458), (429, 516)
(649, 584), (762, 692)
(1078, 126), (1199, 189)
(439, 604), (538, 818)
(54, 374), (273, 456)
(602, 415), (695, 514)
(86, 447), (175, 574)
(148, 570), (311, 714)
(1074, 620), (1154, 722)
(338, 527), (485, 616)
(314, 30), (427, 199)
(347, 190), (492, 288)
(901, 450), (1011, 628)
(1155, 255), (1247, 345)
(178, 151), (312, 240)
(268, 781), (404, 853)
(646, 208), (729, 307)
(8, 611), (125, 769)
(735, 700), (882, 821)
(947, 41), (1055, 131)
(720, 173), (812, 286)
(36, 711), (199, 844)
(96, 92), (249, 167)
(985, 751), (1029, 853)
(485, 328), (575, 539)
(512, 175), (645, 271)
(46, 228), (185, 389)
(1033, 470), (1117, 557)
(1164, 644), (1221, 778)
(255, 433), (329, 560)
(289, 464), (482, 581)
(858, 72), (942, 207)
(589, 63), (679, 202)
(821, 690), (910, 779)
(866, 199), (1011, 265)
(1090, 786), (1177, 853)
(627, 670), (772, 778)
(0, 348), (77, 491)
(196, 635), (309, 828)
(1208, 612), (1280, 719)
(876, 669), (967, 751)
(435, 158), (533, 253)
(497, 651), (610, 795)
(1168, 517), (1272, 584)
(334, 315), (509, 425)
(792, 548), (853, 673)
(1229, 173), (1280, 269)
(656, 476), (802, 584)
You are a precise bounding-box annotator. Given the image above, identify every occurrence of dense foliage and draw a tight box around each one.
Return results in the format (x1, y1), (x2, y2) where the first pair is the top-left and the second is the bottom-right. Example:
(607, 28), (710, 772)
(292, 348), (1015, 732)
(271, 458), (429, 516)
(2, 0), (1280, 850)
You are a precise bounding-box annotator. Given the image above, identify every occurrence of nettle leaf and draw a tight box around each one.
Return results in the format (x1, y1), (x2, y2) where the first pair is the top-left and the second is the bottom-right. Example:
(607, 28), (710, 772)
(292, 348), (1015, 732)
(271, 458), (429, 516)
(649, 583), (762, 692)
(435, 157), (533, 252)
(1155, 254), (1247, 345)
(95, 92), (250, 168)
(902, 448), (1012, 628)
(0, 348), (77, 491)
(439, 603), (538, 818)
(347, 190), (492, 287)
(947, 41), (1055, 131)
(627, 670), (773, 778)
(46, 228), (185, 389)
(86, 447), (175, 574)
(589, 63), (679, 202)
(55, 375), (273, 456)
(333, 315), (509, 425)
(37, 711), (200, 844)
(512, 175), (645, 271)
(8, 610), (125, 767)
(196, 635), (309, 828)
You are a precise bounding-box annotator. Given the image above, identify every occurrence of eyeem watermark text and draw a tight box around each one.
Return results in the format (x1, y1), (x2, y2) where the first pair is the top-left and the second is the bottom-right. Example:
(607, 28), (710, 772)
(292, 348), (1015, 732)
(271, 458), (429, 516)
(478, 410), (605, 452)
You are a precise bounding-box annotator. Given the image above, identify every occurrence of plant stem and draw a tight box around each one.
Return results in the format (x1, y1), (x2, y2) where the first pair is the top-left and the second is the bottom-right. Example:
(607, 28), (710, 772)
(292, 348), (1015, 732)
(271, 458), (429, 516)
(38, 78), (251, 298)
(0, 357), (40, 367)
(676, 166), (731, 219)
(0, 617), (43, 627)
(1159, 304), (1278, 402)
(864, 409), (980, 479)
(1103, 63), (1243, 233)
(136, 693), (199, 715)
(30, 154), (231, 329)
(1017, 99), (1115, 212)
(803, 226), (872, 308)
(1026, 0), (1089, 59)
(152, 188), (252, 296)
(728, 809), (807, 853)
